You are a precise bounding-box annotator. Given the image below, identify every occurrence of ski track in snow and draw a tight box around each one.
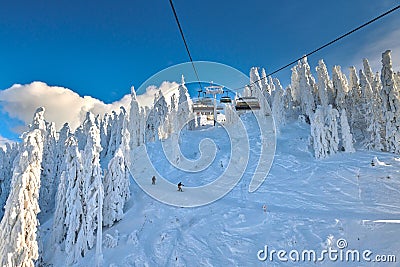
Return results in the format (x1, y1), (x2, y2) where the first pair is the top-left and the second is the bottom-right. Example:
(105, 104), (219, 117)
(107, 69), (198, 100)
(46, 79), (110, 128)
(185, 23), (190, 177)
(43, 118), (400, 266)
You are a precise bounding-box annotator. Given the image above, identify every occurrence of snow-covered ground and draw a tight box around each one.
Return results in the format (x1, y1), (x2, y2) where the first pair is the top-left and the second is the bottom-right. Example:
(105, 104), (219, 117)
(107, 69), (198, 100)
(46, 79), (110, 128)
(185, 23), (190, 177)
(42, 114), (400, 266)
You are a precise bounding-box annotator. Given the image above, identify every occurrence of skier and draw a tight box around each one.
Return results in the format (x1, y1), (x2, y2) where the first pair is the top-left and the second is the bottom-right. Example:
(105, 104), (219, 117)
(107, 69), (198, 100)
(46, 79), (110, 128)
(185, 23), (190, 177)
(262, 204), (267, 213)
(152, 176), (156, 185)
(177, 182), (184, 192)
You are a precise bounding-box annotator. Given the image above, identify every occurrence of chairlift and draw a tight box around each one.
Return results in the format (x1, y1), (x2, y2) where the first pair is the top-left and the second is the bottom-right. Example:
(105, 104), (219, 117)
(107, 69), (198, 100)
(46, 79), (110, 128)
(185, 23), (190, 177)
(220, 90), (232, 103)
(193, 88), (214, 113)
(197, 89), (203, 98)
(235, 96), (260, 110)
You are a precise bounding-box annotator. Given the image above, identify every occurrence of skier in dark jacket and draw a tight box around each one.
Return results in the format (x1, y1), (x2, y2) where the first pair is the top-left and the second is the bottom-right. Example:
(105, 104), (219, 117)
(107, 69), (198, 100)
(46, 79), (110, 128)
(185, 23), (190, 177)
(152, 176), (156, 185)
(178, 182), (184, 192)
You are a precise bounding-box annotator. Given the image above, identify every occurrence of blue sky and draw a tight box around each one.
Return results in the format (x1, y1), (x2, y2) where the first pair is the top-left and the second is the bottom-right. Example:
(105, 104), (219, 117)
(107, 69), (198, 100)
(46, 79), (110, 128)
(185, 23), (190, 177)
(0, 0), (400, 141)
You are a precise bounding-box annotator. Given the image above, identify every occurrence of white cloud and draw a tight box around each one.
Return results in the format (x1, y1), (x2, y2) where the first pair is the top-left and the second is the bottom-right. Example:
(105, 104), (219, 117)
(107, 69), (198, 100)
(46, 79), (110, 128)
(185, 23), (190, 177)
(136, 81), (180, 107)
(0, 80), (183, 135)
(0, 81), (131, 131)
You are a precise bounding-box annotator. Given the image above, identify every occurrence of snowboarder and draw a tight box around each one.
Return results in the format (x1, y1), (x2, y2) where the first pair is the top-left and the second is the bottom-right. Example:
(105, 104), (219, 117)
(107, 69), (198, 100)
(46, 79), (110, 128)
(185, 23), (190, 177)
(177, 182), (184, 192)
(152, 176), (156, 185)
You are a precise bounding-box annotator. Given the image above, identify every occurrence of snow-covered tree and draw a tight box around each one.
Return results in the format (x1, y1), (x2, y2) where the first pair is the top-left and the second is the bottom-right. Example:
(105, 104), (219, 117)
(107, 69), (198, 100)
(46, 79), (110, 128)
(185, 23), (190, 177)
(363, 58), (375, 86)
(347, 66), (364, 136)
(128, 87), (143, 149)
(145, 91), (168, 142)
(243, 85), (252, 97)
(0, 148), (8, 218)
(75, 112), (97, 151)
(290, 65), (301, 105)
(64, 123), (103, 264)
(250, 67), (263, 94)
(282, 86), (297, 119)
(340, 109), (355, 152)
(380, 50), (400, 153)
(332, 65), (348, 111)
(82, 124), (103, 251)
(39, 121), (58, 216)
(310, 106), (328, 159)
(325, 105), (340, 156)
(64, 137), (86, 264)
(0, 112), (44, 267)
(295, 57), (316, 118)
(316, 59), (332, 108)
(52, 136), (80, 247)
(104, 107), (126, 163)
(310, 105), (340, 158)
(0, 148), (5, 208)
(54, 123), (71, 184)
(177, 75), (194, 130)
(272, 78), (285, 132)
(0, 143), (19, 218)
(99, 113), (112, 160)
(103, 148), (130, 227)
(260, 68), (272, 104)
(359, 69), (383, 150)
(224, 103), (238, 125)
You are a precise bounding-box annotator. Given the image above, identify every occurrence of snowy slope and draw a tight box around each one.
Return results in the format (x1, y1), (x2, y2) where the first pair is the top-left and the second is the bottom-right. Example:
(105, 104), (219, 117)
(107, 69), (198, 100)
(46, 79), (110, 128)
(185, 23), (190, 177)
(41, 114), (400, 266)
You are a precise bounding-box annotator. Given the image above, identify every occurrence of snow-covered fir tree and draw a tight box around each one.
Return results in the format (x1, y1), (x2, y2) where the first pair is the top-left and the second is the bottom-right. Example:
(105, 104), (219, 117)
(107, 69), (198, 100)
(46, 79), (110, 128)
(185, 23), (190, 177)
(103, 147), (130, 227)
(272, 78), (285, 132)
(99, 113), (112, 160)
(332, 65), (348, 112)
(310, 105), (340, 158)
(0, 148), (8, 218)
(380, 50), (400, 153)
(0, 108), (45, 267)
(177, 75), (194, 130)
(359, 69), (383, 150)
(0, 148), (5, 211)
(54, 123), (71, 185)
(75, 112), (97, 151)
(52, 136), (79, 247)
(260, 68), (272, 104)
(64, 136), (86, 264)
(363, 58), (375, 86)
(104, 107), (127, 163)
(128, 87), (143, 149)
(145, 91), (168, 142)
(250, 67), (264, 95)
(325, 105), (340, 156)
(224, 103), (238, 125)
(82, 124), (103, 251)
(339, 109), (355, 152)
(166, 92), (181, 163)
(290, 65), (301, 106)
(310, 106), (329, 159)
(0, 143), (19, 219)
(347, 66), (365, 137)
(295, 57), (316, 118)
(39, 120), (58, 216)
(316, 59), (332, 108)
(282, 86), (297, 119)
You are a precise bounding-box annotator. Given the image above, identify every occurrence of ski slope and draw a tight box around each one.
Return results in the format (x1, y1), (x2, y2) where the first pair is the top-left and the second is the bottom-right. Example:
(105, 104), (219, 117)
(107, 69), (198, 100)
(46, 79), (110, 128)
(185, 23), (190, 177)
(42, 114), (400, 266)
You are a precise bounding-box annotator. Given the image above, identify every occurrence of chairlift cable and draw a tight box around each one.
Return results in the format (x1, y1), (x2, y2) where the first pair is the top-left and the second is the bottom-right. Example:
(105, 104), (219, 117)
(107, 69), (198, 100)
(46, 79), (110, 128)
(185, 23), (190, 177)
(233, 4), (400, 91)
(168, 0), (203, 91)
(167, 2), (399, 94)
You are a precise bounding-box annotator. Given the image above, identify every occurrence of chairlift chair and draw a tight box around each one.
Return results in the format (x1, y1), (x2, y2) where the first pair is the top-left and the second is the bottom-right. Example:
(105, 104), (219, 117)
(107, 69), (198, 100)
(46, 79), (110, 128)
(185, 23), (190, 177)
(235, 97), (260, 110)
(220, 90), (232, 103)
